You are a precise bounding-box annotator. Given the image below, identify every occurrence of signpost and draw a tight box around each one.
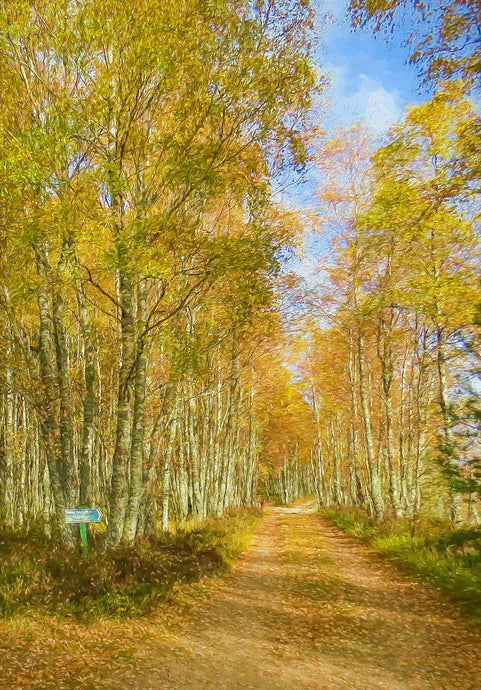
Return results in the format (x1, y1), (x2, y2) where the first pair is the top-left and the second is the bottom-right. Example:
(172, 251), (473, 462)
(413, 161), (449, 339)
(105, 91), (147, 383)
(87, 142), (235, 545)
(65, 507), (103, 556)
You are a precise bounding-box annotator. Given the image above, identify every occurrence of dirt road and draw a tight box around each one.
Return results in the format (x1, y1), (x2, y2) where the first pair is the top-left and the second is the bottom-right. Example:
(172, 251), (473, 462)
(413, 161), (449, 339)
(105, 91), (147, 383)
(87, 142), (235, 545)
(3, 505), (481, 688)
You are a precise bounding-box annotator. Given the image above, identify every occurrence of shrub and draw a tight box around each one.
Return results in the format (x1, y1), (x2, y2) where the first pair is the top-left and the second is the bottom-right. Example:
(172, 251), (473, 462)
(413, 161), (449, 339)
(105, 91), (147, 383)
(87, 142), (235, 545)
(0, 508), (261, 621)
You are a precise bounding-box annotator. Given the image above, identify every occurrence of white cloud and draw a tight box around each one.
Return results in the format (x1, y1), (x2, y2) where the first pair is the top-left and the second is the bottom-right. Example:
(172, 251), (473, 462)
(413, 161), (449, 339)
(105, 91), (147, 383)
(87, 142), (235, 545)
(350, 75), (402, 133)
(325, 68), (403, 134)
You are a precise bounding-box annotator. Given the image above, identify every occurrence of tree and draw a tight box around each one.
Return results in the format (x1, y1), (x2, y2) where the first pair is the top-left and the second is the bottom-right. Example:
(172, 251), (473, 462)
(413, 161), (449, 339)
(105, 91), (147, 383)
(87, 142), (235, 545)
(300, 89), (481, 522)
(0, 0), (319, 544)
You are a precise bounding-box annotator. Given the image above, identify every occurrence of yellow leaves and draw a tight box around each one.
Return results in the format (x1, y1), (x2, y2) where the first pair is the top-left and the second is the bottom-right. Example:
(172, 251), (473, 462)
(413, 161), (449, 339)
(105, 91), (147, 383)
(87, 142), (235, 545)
(346, 81), (481, 337)
(254, 347), (315, 467)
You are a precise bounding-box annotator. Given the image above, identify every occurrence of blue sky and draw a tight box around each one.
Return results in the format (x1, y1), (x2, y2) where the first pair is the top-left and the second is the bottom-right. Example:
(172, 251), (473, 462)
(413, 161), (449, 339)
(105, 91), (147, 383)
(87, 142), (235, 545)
(276, 0), (428, 211)
(280, 0), (431, 280)
(317, 0), (426, 133)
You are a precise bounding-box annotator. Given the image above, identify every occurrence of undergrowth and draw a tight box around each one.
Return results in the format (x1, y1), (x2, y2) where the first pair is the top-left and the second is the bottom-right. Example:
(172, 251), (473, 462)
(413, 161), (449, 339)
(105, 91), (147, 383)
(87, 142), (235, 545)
(320, 507), (481, 624)
(0, 508), (261, 621)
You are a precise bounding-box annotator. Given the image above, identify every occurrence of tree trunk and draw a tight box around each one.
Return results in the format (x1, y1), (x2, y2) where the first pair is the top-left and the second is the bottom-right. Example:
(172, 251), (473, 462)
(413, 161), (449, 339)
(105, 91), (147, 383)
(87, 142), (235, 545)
(357, 330), (384, 519)
(106, 266), (135, 547)
(162, 404), (178, 532)
(123, 284), (148, 543)
(378, 308), (402, 517)
(33, 240), (74, 547)
(73, 258), (96, 507)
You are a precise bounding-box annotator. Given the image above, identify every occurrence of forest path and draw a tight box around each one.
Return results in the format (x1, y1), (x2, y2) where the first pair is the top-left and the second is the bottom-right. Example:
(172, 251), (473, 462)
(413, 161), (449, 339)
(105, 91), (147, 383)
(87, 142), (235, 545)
(2, 504), (481, 688)
(120, 503), (481, 689)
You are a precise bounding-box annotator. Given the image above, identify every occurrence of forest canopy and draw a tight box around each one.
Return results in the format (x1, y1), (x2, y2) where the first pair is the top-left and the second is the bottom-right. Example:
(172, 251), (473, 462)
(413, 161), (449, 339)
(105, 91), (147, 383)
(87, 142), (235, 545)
(0, 0), (480, 551)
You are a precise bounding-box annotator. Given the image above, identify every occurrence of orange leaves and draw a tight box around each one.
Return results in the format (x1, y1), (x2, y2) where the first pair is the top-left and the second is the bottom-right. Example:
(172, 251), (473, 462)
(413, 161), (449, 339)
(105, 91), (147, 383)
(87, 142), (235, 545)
(254, 346), (315, 469)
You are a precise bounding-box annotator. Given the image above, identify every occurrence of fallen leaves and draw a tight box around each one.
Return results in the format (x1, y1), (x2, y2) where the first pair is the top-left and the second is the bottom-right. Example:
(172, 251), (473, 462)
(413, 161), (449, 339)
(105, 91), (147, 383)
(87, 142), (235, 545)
(2, 506), (481, 688)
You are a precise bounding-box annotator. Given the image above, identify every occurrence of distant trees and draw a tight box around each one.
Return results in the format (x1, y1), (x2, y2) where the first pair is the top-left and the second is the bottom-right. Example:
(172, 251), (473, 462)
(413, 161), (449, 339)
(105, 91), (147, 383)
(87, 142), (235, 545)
(255, 340), (316, 504)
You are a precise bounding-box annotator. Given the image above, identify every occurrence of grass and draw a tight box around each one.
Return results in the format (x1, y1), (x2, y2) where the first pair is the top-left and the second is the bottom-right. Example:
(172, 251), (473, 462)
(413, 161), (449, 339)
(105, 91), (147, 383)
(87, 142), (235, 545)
(0, 507), (261, 621)
(320, 506), (481, 624)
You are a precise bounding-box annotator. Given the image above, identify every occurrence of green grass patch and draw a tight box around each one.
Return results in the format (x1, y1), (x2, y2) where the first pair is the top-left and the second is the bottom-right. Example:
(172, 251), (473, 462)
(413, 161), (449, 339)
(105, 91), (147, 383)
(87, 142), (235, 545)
(0, 507), (261, 621)
(320, 507), (481, 624)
